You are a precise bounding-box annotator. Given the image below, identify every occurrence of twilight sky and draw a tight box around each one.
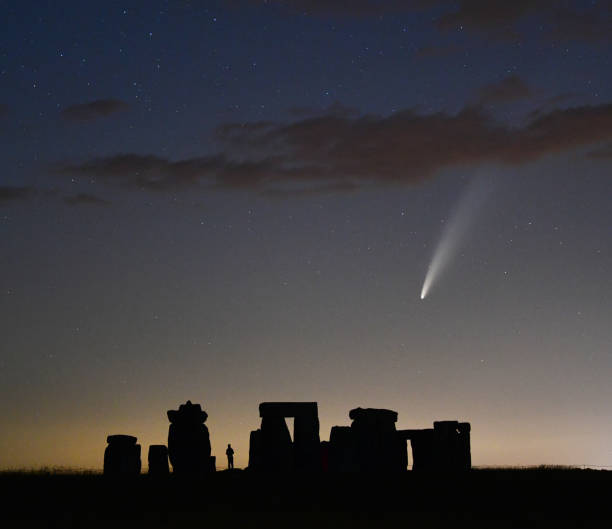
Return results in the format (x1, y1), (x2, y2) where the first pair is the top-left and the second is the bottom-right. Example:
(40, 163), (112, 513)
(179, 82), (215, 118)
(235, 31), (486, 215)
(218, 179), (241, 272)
(1, 0), (611, 470)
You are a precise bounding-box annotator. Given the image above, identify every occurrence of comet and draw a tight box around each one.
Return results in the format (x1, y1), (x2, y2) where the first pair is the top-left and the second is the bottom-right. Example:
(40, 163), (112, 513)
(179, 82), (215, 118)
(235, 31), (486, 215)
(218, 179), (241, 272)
(420, 176), (494, 300)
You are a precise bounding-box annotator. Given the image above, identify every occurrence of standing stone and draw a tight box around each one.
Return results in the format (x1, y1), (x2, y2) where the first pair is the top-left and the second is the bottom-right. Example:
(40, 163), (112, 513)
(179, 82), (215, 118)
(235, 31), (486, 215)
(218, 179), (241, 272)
(248, 402), (321, 472)
(293, 413), (320, 471)
(402, 421), (471, 471)
(433, 420), (472, 470)
(248, 429), (264, 470)
(328, 426), (356, 472)
(104, 435), (141, 476)
(458, 422), (471, 470)
(320, 440), (330, 472)
(349, 408), (404, 472)
(167, 400), (214, 474)
(408, 429), (435, 471)
(148, 445), (169, 476)
(399, 434), (409, 471)
(433, 421), (459, 470)
(260, 415), (293, 471)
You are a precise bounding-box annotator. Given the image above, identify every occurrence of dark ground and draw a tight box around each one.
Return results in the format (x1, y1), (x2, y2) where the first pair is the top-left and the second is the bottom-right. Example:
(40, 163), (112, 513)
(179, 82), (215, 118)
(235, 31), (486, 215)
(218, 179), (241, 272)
(1, 468), (611, 528)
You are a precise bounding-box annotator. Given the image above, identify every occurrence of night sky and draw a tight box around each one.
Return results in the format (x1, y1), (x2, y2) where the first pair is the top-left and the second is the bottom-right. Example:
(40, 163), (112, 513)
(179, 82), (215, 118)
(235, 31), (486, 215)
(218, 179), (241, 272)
(1, 1), (611, 470)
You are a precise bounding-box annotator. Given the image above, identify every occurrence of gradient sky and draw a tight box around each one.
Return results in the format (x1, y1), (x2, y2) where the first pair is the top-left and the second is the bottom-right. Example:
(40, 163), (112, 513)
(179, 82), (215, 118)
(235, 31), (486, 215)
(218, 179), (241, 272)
(1, 0), (611, 470)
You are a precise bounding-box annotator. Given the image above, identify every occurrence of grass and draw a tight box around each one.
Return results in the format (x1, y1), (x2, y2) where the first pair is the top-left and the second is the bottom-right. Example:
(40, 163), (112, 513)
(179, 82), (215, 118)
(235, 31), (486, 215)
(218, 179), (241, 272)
(1, 468), (611, 528)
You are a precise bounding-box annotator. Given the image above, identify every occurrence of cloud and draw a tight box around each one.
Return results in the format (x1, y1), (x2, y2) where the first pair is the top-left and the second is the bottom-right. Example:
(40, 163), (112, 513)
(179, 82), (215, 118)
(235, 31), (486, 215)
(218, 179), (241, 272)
(434, 1), (610, 43)
(63, 193), (111, 206)
(61, 99), (129, 121)
(527, 92), (583, 119)
(587, 143), (612, 159)
(59, 154), (224, 191)
(477, 75), (532, 105)
(59, 102), (612, 195)
(541, 92), (581, 107)
(0, 104), (8, 117)
(0, 186), (34, 204)
(287, 101), (359, 119)
(435, 1), (539, 39)
(546, 5), (612, 44)
(226, 1), (610, 43)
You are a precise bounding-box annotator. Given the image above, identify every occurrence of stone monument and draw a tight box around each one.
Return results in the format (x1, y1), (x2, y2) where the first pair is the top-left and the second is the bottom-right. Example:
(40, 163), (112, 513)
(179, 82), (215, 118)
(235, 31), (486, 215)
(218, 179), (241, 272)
(148, 444), (169, 475)
(167, 400), (215, 474)
(103, 434), (141, 476)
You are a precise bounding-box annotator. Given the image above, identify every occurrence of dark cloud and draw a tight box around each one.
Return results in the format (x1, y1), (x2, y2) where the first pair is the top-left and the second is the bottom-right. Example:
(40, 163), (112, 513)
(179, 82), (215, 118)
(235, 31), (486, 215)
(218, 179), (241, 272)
(59, 102), (612, 195)
(63, 193), (111, 206)
(287, 101), (359, 119)
(227, 1), (610, 43)
(541, 92), (581, 107)
(547, 5), (612, 44)
(435, 1), (610, 43)
(0, 186), (34, 204)
(477, 75), (532, 105)
(61, 99), (129, 121)
(435, 1), (540, 39)
(59, 154), (225, 191)
(0, 104), (8, 117)
(587, 143), (612, 160)
(527, 92), (583, 119)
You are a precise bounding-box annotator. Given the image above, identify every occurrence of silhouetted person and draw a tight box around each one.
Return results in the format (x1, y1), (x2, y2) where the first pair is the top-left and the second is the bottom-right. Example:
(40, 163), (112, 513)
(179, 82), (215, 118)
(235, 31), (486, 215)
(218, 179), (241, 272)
(226, 443), (234, 469)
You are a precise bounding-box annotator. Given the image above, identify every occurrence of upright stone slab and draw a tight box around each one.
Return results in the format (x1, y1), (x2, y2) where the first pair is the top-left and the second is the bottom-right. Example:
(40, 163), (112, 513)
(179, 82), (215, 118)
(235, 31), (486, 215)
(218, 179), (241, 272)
(406, 429), (435, 471)
(458, 423), (471, 470)
(433, 420), (473, 470)
(104, 435), (141, 476)
(248, 429), (264, 470)
(349, 408), (404, 472)
(433, 421), (459, 470)
(293, 412), (320, 471)
(398, 433), (409, 471)
(148, 445), (169, 476)
(167, 400), (214, 475)
(328, 426), (356, 472)
(402, 420), (471, 471)
(260, 415), (293, 471)
(249, 402), (321, 472)
(320, 440), (330, 472)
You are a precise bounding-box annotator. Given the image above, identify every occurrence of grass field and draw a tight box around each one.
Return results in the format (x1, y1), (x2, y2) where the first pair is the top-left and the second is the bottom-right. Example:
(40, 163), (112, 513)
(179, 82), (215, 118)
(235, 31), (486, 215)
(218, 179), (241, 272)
(1, 468), (611, 528)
